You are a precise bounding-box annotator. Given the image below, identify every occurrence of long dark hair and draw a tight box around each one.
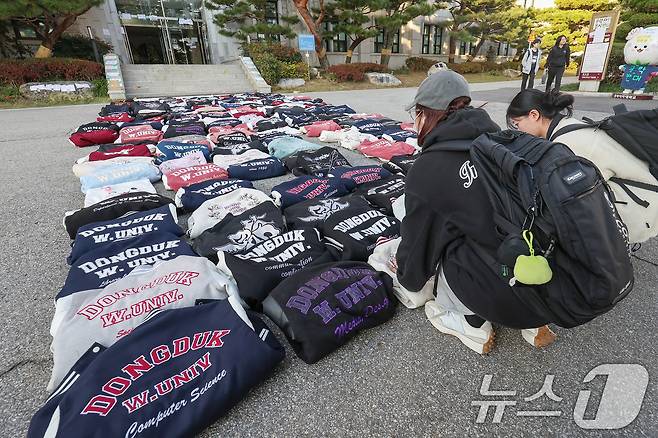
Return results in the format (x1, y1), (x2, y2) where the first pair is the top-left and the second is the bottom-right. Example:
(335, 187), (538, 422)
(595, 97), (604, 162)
(506, 89), (574, 129)
(554, 35), (568, 47)
(416, 96), (472, 146)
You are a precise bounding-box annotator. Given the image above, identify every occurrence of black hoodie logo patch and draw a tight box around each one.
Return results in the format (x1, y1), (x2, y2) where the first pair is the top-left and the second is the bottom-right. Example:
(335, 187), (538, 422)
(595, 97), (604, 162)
(459, 160), (478, 188)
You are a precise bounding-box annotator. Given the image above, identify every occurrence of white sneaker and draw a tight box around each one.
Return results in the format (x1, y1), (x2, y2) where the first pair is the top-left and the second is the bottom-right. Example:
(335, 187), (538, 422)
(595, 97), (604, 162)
(424, 301), (495, 354)
(521, 325), (557, 348)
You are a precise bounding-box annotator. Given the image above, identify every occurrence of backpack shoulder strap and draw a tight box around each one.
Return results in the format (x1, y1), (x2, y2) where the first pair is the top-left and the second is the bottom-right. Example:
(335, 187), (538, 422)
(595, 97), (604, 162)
(549, 123), (595, 141)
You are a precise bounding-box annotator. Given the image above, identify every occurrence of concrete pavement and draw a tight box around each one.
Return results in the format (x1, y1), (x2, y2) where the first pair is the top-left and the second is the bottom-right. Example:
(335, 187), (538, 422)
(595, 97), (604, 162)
(0, 81), (656, 437)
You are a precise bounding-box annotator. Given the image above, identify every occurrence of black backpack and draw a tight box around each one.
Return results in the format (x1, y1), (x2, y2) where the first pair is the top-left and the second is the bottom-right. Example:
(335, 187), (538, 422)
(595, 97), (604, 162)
(549, 106), (658, 207)
(469, 130), (634, 328)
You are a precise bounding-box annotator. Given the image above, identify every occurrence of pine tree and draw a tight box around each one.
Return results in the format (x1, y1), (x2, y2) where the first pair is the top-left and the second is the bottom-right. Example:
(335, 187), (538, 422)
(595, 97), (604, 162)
(617, 0), (658, 41)
(0, 0), (102, 58)
(376, 0), (441, 67)
(323, 0), (381, 63)
(206, 0), (299, 43)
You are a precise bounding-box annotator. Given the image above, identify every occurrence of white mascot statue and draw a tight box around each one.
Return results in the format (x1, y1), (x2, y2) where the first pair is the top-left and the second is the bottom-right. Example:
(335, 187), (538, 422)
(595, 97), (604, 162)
(620, 26), (658, 94)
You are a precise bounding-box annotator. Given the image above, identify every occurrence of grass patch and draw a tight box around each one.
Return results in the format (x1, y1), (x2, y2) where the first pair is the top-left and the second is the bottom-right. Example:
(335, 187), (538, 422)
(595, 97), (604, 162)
(274, 70), (517, 93)
(0, 82), (109, 109)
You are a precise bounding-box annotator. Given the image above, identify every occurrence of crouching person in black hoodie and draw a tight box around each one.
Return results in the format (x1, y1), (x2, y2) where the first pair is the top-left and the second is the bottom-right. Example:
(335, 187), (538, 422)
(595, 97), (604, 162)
(395, 70), (556, 354)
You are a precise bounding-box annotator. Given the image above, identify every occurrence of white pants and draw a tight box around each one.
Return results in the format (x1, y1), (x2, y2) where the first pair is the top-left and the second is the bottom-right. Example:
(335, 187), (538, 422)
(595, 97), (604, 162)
(434, 265), (474, 316)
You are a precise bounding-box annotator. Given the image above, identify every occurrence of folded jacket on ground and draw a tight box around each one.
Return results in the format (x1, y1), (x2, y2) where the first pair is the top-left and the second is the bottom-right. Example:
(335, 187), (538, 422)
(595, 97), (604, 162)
(318, 128), (377, 150)
(157, 150), (207, 175)
(261, 261), (396, 364)
(283, 194), (372, 230)
(63, 192), (174, 239)
(69, 122), (120, 147)
(162, 121), (206, 138)
(88, 143), (153, 162)
(72, 156), (155, 178)
(267, 136), (322, 159)
(119, 124), (164, 144)
(352, 119), (386, 136)
(155, 140), (211, 162)
(322, 207), (401, 261)
(96, 112), (134, 123)
(212, 149), (270, 168)
(381, 128), (418, 143)
(175, 179), (254, 212)
(99, 103), (132, 116)
(83, 178), (156, 207)
(187, 188), (272, 238)
(282, 112), (318, 128)
(192, 201), (285, 258)
(213, 131), (251, 148)
(355, 175), (405, 216)
(57, 233), (197, 300)
(80, 162), (161, 193)
(167, 134), (214, 150)
(270, 175), (351, 208)
(367, 237), (434, 309)
(68, 204), (182, 264)
(227, 157), (287, 180)
(217, 228), (335, 309)
(162, 163), (228, 191)
(357, 139), (415, 161)
(327, 165), (392, 191)
(31, 300), (284, 437)
(284, 146), (350, 177)
(252, 117), (288, 131)
(49, 255), (238, 392)
(300, 120), (342, 137)
(382, 154), (417, 175)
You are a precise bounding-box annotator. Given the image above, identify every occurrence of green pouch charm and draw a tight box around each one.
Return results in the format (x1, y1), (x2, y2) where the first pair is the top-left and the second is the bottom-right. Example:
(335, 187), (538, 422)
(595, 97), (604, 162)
(513, 230), (553, 285)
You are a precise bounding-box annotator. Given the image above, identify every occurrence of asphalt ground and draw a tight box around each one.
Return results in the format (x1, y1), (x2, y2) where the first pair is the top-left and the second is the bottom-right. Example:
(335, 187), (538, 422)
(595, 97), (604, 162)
(0, 83), (656, 437)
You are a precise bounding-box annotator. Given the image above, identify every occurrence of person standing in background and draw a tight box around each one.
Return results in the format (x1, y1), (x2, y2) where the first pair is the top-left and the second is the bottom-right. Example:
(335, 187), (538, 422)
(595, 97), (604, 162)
(521, 38), (542, 90)
(545, 35), (570, 92)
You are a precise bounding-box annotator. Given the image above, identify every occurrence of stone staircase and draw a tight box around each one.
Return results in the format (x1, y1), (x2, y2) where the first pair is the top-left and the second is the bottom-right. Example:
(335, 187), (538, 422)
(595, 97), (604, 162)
(121, 61), (256, 98)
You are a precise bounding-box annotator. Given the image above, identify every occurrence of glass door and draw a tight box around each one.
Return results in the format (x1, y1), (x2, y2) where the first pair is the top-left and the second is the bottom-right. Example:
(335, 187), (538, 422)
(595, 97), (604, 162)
(116, 0), (208, 64)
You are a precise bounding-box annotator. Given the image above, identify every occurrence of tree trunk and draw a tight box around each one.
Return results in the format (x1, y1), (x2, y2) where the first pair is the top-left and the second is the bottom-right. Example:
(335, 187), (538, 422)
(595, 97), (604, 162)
(34, 14), (79, 58)
(293, 0), (329, 68)
(379, 28), (393, 67)
(447, 24), (459, 63)
(470, 37), (486, 61)
(345, 37), (365, 64)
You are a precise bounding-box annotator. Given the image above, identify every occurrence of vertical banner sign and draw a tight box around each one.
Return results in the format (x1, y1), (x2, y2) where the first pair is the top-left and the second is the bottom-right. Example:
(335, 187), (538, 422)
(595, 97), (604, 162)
(580, 9), (621, 81)
(104, 53), (126, 101)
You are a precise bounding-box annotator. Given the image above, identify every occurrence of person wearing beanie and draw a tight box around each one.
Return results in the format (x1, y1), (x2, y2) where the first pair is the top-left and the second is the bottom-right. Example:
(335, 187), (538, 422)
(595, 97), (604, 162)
(393, 69), (557, 354)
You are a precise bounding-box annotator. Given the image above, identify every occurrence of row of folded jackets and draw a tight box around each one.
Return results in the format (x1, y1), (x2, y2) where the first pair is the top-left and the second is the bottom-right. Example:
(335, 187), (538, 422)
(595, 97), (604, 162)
(30, 93), (432, 437)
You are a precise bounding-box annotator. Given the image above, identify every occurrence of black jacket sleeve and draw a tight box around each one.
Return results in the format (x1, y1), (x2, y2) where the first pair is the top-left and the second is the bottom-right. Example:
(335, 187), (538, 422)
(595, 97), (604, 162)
(396, 190), (443, 291)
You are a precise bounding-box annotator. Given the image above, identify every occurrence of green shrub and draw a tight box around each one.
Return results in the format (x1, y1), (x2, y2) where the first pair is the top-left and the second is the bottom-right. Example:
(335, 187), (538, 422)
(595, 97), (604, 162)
(405, 57), (438, 72)
(604, 42), (626, 82)
(280, 62), (310, 80)
(92, 78), (108, 98)
(326, 63), (388, 82)
(406, 57), (519, 74)
(0, 58), (104, 86)
(243, 42), (303, 63)
(53, 34), (113, 61)
(252, 52), (282, 85)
